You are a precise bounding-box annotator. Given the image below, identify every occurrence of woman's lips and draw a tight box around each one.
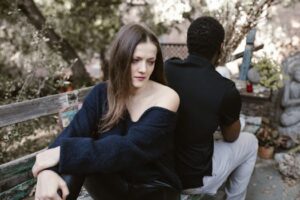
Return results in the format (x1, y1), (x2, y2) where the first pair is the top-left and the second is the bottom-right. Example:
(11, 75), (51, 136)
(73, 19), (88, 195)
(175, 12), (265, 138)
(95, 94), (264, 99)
(135, 76), (146, 81)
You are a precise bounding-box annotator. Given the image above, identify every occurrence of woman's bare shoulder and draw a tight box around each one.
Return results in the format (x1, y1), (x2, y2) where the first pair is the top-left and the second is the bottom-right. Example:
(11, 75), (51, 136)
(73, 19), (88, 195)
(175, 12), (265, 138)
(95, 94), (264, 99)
(152, 82), (180, 112)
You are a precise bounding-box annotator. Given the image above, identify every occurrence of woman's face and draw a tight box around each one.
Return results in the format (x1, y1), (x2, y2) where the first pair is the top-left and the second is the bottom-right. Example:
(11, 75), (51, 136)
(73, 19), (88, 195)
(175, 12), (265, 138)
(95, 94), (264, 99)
(131, 40), (157, 90)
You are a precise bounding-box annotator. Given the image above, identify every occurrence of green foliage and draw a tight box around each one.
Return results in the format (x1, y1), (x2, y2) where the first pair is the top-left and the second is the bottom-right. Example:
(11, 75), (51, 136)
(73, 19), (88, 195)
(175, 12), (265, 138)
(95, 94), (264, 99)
(0, 0), (16, 20)
(252, 56), (284, 90)
(0, 17), (69, 104)
(36, 0), (122, 59)
(0, 0), (123, 105)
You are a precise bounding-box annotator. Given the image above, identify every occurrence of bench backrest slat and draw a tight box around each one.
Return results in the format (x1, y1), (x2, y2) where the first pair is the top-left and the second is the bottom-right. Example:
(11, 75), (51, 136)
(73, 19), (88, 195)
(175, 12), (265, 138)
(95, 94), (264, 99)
(0, 150), (44, 189)
(0, 179), (36, 200)
(0, 87), (92, 128)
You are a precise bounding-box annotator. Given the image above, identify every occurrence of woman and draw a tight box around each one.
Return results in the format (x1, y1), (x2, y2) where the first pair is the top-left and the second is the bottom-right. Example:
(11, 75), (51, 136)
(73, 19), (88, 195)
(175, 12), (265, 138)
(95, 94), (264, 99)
(32, 24), (181, 200)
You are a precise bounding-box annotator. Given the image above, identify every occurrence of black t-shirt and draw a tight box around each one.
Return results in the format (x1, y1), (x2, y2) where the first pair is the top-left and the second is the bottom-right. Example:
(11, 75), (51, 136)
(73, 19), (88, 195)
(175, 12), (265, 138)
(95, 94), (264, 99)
(165, 54), (241, 189)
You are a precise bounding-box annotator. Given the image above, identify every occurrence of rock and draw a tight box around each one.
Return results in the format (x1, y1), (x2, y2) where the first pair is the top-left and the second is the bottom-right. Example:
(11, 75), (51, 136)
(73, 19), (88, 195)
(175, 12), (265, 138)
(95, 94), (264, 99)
(274, 153), (285, 163)
(274, 153), (300, 180)
(247, 67), (260, 84)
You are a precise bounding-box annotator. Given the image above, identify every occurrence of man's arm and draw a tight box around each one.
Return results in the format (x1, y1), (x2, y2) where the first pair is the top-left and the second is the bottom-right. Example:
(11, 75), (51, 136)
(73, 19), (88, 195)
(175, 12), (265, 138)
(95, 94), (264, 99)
(219, 82), (242, 142)
(220, 119), (241, 142)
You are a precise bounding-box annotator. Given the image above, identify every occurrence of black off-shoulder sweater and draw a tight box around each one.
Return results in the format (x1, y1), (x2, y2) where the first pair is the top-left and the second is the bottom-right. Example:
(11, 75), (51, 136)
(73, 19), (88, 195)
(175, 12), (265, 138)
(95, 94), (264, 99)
(49, 82), (181, 190)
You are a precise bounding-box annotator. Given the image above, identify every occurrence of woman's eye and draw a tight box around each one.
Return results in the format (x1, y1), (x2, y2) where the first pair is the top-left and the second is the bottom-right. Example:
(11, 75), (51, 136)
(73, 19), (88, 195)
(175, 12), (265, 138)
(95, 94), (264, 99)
(148, 61), (155, 65)
(132, 59), (139, 63)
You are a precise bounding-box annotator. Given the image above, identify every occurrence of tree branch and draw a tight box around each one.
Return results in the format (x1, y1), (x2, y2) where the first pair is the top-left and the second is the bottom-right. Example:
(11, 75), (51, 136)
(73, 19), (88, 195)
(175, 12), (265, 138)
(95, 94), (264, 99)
(17, 0), (92, 87)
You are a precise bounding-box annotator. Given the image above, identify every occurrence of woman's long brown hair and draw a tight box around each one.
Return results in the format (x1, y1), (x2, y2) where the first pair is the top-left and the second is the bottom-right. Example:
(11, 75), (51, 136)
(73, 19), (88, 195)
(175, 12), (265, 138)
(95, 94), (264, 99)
(99, 24), (166, 133)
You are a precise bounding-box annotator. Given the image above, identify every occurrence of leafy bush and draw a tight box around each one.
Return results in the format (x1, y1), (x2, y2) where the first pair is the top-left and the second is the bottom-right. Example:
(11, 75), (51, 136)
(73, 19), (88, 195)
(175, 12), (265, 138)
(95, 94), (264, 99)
(252, 56), (284, 90)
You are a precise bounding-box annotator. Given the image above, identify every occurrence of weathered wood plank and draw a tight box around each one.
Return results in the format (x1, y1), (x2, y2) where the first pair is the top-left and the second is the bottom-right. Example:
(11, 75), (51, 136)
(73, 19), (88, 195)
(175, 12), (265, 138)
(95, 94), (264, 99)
(0, 150), (43, 182)
(0, 170), (33, 192)
(0, 179), (36, 200)
(0, 87), (92, 128)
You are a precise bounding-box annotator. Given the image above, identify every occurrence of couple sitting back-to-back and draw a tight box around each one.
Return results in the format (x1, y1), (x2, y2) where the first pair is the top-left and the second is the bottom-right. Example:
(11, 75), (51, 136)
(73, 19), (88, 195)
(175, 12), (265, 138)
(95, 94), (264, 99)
(32, 16), (257, 200)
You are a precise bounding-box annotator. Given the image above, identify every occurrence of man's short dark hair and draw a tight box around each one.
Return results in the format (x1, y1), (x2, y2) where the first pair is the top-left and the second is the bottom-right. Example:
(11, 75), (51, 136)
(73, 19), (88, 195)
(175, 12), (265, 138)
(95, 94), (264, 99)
(187, 16), (225, 60)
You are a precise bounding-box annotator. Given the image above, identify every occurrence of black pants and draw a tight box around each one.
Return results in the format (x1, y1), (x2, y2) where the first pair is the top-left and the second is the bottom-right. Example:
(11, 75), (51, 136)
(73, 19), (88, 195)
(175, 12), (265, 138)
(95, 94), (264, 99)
(61, 174), (180, 200)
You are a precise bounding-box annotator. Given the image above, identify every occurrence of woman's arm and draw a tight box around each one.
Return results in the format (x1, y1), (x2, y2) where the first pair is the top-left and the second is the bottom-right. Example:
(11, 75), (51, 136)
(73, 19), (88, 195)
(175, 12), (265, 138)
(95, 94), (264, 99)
(32, 147), (60, 177)
(35, 170), (69, 200)
(32, 83), (105, 176)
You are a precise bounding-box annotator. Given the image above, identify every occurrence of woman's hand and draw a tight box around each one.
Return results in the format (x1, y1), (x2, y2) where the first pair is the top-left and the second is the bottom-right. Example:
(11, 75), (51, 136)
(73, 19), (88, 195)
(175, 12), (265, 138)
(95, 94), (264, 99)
(32, 147), (60, 177)
(35, 170), (69, 200)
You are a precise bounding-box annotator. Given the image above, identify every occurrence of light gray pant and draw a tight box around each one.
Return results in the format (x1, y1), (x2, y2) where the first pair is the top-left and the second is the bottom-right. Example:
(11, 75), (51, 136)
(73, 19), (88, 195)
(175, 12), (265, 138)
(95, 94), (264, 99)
(182, 132), (258, 200)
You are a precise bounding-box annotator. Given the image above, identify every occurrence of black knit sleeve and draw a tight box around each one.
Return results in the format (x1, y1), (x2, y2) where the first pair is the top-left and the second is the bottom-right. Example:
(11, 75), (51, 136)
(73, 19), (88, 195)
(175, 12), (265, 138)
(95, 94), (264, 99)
(57, 107), (177, 174)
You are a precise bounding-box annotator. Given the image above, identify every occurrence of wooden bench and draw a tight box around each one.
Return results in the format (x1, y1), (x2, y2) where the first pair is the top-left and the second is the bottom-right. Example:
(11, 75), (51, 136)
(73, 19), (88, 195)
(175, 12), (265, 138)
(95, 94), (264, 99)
(0, 87), (91, 200)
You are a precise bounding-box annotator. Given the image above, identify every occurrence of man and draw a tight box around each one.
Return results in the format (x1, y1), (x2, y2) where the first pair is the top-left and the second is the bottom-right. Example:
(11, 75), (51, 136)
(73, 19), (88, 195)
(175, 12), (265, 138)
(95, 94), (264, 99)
(165, 16), (258, 200)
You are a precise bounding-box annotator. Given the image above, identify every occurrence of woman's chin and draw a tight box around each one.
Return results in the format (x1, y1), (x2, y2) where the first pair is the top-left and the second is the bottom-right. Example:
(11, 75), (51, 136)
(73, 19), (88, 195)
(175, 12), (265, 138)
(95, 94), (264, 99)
(132, 81), (147, 89)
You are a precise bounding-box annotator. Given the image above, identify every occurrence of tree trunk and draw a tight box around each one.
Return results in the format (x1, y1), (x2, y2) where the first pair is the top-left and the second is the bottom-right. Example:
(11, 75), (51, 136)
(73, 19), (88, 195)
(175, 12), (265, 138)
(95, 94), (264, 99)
(17, 0), (92, 87)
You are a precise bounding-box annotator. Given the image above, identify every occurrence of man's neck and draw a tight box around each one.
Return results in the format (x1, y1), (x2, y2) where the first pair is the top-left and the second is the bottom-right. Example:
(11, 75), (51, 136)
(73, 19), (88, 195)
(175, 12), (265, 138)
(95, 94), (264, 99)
(190, 52), (216, 66)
